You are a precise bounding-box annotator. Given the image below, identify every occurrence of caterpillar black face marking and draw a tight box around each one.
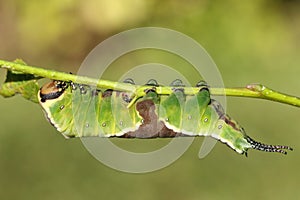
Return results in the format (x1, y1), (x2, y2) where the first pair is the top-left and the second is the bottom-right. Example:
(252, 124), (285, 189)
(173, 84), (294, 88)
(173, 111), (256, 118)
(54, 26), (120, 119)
(39, 80), (68, 102)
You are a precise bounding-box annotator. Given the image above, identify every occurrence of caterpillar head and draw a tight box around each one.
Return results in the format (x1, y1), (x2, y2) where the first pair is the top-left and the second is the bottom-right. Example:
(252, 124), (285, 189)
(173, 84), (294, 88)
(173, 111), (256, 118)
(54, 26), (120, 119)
(39, 80), (69, 103)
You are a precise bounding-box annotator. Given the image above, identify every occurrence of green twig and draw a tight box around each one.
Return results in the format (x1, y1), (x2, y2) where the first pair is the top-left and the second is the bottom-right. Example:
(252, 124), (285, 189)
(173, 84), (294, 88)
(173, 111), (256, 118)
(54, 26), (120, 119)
(0, 60), (137, 92)
(1, 59), (300, 107)
(210, 86), (300, 107)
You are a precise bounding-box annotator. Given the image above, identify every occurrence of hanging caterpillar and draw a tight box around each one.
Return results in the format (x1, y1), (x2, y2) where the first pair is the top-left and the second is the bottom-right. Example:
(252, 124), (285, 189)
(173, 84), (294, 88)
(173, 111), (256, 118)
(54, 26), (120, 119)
(38, 79), (292, 156)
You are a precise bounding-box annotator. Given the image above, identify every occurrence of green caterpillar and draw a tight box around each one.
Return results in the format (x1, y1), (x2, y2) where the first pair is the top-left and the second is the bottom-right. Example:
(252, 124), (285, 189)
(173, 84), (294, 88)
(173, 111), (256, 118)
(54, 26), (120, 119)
(38, 79), (292, 156)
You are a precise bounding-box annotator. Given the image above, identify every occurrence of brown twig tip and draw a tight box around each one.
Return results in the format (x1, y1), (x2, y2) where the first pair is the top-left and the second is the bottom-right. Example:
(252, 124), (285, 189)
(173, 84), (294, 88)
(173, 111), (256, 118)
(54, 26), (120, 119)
(246, 83), (264, 92)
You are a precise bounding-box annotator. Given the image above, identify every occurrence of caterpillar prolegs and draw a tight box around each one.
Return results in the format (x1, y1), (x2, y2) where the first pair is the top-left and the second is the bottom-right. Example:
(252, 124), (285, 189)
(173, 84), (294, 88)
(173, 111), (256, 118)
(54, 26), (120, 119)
(38, 79), (292, 156)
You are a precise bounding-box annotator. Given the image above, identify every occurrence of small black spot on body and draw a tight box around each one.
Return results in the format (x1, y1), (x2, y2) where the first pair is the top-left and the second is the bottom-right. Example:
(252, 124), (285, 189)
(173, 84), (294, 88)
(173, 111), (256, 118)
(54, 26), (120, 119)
(170, 79), (185, 87)
(196, 81), (208, 88)
(102, 89), (113, 98)
(123, 78), (135, 85)
(146, 79), (159, 86)
(71, 82), (78, 90)
(91, 89), (100, 96)
(121, 92), (132, 103)
(172, 87), (185, 93)
(199, 87), (209, 93)
(79, 85), (87, 94)
(144, 87), (156, 94)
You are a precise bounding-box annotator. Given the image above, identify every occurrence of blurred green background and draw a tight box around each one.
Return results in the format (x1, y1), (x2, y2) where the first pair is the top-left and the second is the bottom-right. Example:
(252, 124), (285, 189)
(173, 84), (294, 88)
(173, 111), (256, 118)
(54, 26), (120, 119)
(0, 0), (300, 199)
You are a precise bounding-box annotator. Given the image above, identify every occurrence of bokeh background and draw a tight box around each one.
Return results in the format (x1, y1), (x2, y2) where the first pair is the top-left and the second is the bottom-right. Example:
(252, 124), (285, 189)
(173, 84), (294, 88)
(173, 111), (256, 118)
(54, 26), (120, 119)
(0, 0), (300, 199)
